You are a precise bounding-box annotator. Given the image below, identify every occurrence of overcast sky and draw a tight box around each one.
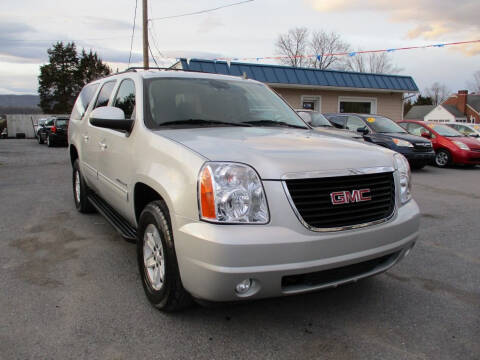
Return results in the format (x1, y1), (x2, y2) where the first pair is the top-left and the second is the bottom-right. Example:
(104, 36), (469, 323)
(1, 0), (479, 95)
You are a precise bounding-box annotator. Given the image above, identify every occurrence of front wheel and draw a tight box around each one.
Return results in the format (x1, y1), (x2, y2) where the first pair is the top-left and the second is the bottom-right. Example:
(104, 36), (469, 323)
(137, 201), (192, 312)
(72, 159), (95, 213)
(434, 149), (451, 167)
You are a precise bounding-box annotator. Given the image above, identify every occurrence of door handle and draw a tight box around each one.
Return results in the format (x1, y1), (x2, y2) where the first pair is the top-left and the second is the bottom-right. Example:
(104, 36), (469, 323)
(98, 141), (108, 150)
(83, 135), (89, 142)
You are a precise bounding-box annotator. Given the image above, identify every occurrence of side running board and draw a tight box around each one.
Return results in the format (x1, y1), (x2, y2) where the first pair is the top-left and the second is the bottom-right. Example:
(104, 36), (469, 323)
(87, 193), (137, 242)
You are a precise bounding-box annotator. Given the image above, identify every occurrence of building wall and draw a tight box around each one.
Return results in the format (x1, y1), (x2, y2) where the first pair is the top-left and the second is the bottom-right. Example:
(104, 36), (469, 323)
(6, 114), (67, 138)
(271, 87), (404, 120)
(424, 106), (455, 123)
(466, 106), (480, 124)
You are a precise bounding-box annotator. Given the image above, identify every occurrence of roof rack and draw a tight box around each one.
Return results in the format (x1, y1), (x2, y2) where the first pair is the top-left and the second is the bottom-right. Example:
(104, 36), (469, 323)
(124, 66), (205, 74)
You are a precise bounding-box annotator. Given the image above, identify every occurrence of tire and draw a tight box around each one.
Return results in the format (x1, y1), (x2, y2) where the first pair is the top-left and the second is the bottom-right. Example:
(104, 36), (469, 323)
(47, 135), (54, 147)
(434, 149), (451, 168)
(137, 201), (192, 312)
(72, 159), (95, 213)
(38, 134), (44, 144)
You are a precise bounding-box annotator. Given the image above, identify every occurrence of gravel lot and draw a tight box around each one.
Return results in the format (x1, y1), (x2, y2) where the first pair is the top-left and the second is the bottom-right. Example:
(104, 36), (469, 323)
(1, 139), (479, 360)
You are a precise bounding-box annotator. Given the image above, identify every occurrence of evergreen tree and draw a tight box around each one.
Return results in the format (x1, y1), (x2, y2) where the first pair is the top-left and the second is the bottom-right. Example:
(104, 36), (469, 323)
(76, 49), (111, 85)
(38, 42), (79, 113)
(38, 43), (111, 114)
(414, 95), (434, 106)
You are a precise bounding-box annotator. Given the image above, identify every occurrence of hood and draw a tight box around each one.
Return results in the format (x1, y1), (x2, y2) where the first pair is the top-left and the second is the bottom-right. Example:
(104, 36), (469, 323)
(156, 127), (395, 179)
(448, 136), (480, 150)
(313, 127), (364, 140)
(379, 132), (431, 144)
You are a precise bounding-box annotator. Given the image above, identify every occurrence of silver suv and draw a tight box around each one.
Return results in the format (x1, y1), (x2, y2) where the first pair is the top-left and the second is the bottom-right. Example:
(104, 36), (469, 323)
(68, 69), (420, 311)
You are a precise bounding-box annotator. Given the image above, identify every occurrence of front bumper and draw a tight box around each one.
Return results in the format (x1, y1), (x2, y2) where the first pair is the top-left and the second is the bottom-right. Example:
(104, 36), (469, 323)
(173, 181), (420, 302)
(398, 149), (435, 165)
(452, 149), (480, 165)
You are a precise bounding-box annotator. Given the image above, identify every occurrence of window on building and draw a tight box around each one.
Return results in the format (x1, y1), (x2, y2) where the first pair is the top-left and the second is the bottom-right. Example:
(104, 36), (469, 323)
(301, 96), (321, 112)
(338, 97), (377, 114)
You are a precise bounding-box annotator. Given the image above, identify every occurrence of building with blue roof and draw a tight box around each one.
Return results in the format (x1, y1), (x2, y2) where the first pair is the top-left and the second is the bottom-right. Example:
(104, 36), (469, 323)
(174, 58), (419, 120)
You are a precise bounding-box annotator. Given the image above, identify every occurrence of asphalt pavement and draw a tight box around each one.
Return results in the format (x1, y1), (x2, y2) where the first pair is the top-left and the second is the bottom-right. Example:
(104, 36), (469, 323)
(0, 139), (479, 360)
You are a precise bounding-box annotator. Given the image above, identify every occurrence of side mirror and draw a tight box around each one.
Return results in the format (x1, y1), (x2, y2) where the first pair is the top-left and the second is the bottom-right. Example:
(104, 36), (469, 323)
(357, 127), (369, 135)
(421, 132), (431, 139)
(90, 106), (133, 132)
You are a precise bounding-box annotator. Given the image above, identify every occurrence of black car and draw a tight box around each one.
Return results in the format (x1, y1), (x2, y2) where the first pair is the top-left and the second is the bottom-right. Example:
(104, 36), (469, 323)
(38, 117), (69, 147)
(324, 113), (435, 169)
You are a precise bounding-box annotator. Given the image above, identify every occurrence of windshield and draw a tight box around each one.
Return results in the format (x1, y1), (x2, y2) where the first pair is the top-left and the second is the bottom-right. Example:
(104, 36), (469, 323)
(145, 78), (308, 129)
(365, 116), (407, 133)
(427, 124), (463, 137)
(310, 113), (332, 127)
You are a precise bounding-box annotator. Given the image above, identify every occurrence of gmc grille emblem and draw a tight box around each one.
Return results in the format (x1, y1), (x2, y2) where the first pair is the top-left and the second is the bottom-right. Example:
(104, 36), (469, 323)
(330, 189), (372, 205)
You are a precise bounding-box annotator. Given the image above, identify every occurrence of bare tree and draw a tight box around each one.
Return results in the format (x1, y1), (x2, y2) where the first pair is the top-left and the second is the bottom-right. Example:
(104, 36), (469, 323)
(308, 30), (350, 70)
(425, 82), (450, 105)
(275, 27), (309, 67)
(344, 51), (401, 74)
(467, 70), (480, 93)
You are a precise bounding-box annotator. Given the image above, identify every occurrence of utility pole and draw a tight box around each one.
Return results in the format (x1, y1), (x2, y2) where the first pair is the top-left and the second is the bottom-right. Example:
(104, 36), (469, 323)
(142, 0), (149, 69)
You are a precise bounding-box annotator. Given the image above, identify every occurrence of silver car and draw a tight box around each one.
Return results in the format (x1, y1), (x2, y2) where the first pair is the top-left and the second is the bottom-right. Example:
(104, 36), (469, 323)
(68, 70), (420, 311)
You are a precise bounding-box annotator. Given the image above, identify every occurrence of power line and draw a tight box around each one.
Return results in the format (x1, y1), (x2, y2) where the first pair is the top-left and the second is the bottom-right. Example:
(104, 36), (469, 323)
(148, 44), (160, 67)
(148, 1), (165, 59)
(149, 0), (254, 21)
(1, 36), (126, 42)
(128, 0), (139, 66)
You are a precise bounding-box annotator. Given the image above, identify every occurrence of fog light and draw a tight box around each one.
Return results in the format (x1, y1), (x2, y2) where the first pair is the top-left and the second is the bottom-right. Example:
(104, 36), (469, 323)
(235, 279), (252, 294)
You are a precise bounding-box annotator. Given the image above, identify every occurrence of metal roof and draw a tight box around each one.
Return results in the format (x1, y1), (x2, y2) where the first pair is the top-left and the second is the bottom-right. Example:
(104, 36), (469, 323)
(179, 58), (419, 92)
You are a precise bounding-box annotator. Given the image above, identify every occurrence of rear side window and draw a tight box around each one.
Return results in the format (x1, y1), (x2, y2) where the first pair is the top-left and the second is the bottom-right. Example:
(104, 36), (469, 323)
(94, 81), (116, 109)
(71, 83), (99, 120)
(346, 116), (366, 131)
(113, 79), (136, 119)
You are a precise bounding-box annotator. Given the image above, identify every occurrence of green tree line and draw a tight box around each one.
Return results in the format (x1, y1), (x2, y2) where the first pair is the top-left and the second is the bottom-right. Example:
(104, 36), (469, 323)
(38, 42), (111, 114)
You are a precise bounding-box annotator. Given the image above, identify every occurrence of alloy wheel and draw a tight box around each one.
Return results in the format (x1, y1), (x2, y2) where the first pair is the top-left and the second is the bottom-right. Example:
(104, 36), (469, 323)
(143, 224), (166, 291)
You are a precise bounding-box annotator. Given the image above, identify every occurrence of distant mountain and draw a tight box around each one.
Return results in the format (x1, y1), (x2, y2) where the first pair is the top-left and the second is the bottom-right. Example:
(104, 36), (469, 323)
(0, 95), (41, 114)
(0, 95), (40, 108)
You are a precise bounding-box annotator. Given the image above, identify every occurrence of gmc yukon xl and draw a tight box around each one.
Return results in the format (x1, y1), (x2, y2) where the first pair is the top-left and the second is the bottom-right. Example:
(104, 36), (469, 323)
(68, 69), (420, 311)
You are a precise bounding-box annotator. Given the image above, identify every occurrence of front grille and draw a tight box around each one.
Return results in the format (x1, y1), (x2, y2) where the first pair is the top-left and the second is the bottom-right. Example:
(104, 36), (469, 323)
(413, 143), (433, 152)
(282, 251), (400, 290)
(285, 172), (395, 229)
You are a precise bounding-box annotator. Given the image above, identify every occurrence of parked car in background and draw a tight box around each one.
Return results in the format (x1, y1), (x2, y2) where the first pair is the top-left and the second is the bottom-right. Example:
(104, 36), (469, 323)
(296, 110), (363, 141)
(34, 118), (47, 138)
(46, 117), (69, 147)
(37, 117), (54, 144)
(446, 123), (480, 138)
(324, 113), (435, 169)
(398, 120), (480, 168)
(37, 117), (69, 147)
(69, 70), (419, 311)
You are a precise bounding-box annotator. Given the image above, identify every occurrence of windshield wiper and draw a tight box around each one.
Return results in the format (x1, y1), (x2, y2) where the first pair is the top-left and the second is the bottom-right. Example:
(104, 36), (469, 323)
(240, 120), (308, 129)
(158, 119), (252, 127)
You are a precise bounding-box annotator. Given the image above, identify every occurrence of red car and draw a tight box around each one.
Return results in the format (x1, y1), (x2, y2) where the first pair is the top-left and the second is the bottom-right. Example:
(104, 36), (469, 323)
(398, 120), (480, 167)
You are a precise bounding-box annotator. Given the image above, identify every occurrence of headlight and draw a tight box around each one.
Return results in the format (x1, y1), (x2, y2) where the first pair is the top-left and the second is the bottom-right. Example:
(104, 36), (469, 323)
(452, 141), (470, 151)
(392, 138), (413, 147)
(198, 162), (269, 223)
(393, 153), (411, 204)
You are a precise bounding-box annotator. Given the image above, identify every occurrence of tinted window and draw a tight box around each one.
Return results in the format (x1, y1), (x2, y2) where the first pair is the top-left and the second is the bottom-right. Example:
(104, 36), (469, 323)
(71, 84), (99, 120)
(113, 79), (136, 119)
(145, 78), (307, 129)
(45, 119), (54, 126)
(426, 124), (463, 137)
(363, 116), (407, 133)
(346, 116), (366, 132)
(56, 119), (68, 127)
(94, 81), (116, 109)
